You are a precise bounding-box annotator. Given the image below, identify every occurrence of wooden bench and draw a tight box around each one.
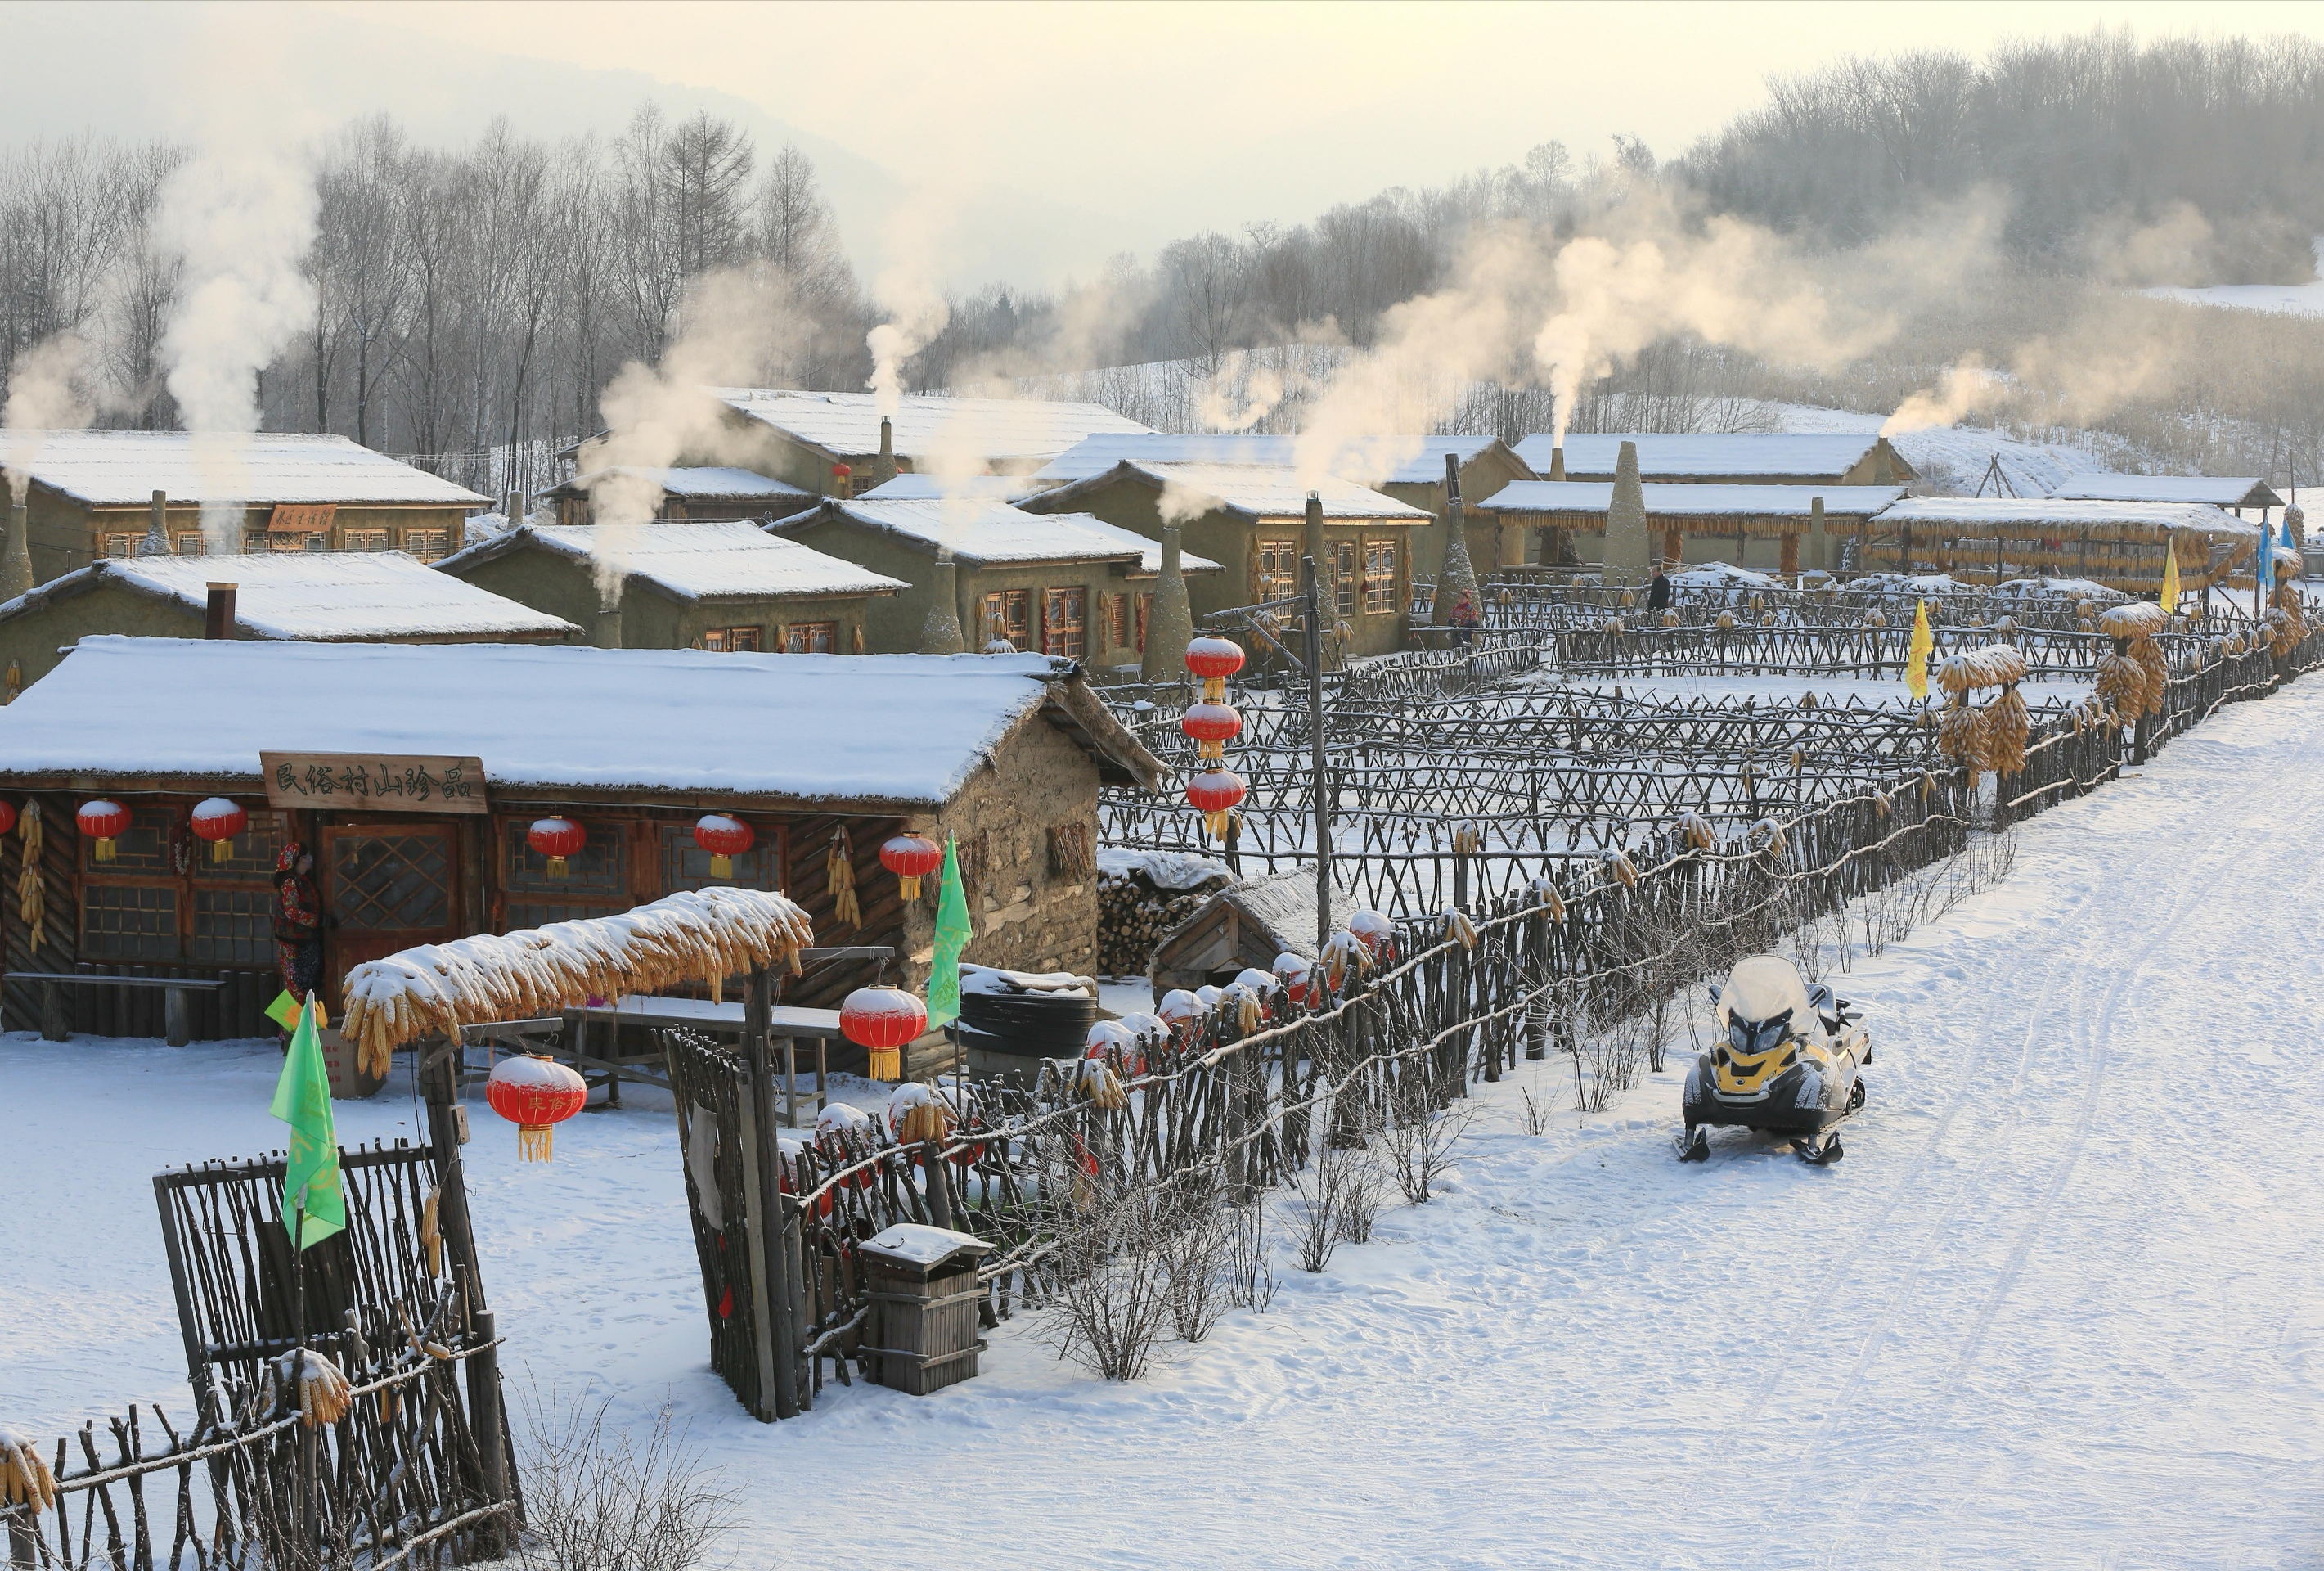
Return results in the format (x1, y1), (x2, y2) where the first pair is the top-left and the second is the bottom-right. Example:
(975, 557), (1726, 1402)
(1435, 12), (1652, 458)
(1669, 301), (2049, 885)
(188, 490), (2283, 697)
(7, 971), (231, 1047)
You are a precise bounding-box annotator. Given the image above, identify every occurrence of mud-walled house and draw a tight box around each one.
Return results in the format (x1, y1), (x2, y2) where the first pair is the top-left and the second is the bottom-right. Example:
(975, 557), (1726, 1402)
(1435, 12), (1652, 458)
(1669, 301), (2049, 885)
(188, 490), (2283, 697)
(0, 639), (1162, 1045)
(434, 521), (903, 653)
(542, 466), (812, 525)
(0, 430), (488, 583)
(1512, 433), (1916, 490)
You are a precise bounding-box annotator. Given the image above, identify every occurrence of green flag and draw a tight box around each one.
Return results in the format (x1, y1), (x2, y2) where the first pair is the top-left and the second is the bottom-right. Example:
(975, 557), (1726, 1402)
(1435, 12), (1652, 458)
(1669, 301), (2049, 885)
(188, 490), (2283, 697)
(926, 835), (973, 1029)
(268, 994), (346, 1249)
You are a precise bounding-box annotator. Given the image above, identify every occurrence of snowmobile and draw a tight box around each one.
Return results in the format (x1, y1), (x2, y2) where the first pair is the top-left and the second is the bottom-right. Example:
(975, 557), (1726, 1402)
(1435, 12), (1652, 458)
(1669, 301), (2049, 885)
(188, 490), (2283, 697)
(1676, 954), (1869, 1166)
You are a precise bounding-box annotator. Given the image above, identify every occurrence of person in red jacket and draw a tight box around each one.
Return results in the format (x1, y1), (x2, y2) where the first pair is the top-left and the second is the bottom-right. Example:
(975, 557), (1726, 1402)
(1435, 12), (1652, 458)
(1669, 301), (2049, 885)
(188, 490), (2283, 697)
(272, 841), (323, 1036)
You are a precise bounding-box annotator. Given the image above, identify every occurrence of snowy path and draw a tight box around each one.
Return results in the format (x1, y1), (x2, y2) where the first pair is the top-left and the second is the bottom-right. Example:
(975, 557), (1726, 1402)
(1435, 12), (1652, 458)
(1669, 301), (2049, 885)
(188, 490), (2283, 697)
(8, 682), (2324, 1567)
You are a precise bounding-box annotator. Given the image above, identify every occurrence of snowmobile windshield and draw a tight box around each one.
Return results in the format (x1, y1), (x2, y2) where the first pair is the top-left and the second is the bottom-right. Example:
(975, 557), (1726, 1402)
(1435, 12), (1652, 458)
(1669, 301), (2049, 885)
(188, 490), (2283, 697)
(1727, 1015), (1791, 1056)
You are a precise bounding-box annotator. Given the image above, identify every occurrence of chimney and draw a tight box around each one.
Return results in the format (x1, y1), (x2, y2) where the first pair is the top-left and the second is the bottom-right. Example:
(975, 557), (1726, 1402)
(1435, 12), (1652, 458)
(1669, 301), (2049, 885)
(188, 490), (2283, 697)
(595, 584), (624, 649)
(1141, 524), (1193, 682)
(1304, 491), (1328, 606)
(142, 489), (172, 556)
(1435, 452), (1479, 624)
(3, 479), (31, 598)
(832, 462), (854, 501)
(205, 582), (237, 639)
(874, 418), (897, 487)
(1549, 446), (1567, 483)
(1807, 495), (1827, 577)
(919, 547), (965, 654)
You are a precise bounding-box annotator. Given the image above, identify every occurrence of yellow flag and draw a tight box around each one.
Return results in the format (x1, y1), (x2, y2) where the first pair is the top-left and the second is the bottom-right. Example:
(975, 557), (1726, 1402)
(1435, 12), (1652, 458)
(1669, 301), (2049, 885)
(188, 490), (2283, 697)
(2160, 536), (2180, 614)
(1905, 598), (1932, 701)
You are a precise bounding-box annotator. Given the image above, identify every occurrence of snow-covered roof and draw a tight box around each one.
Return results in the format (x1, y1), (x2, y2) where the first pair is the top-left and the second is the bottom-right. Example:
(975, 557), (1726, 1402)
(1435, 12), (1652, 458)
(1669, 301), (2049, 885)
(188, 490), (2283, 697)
(1875, 497), (2263, 536)
(0, 639), (1161, 804)
(1511, 433), (1890, 481)
(1029, 460), (1430, 523)
(710, 389), (1151, 466)
(2045, 473), (2283, 510)
(437, 522), (906, 602)
(1032, 434), (1504, 487)
(1668, 563), (1781, 588)
(1478, 482), (1906, 518)
(858, 472), (1048, 503)
(0, 551), (576, 641)
(775, 498), (1224, 573)
(1209, 869), (1359, 964)
(0, 429), (489, 507)
(554, 465), (809, 502)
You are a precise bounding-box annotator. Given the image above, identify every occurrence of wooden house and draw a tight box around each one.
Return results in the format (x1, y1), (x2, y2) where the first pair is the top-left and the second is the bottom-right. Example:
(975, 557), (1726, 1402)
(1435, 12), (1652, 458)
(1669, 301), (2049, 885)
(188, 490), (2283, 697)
(1018, 460), (1432, 657)
(768, 497), (1223, 663)
(0, 551), (577, 693)
(2047, 474), (2285, 520)
(1030, 432), (1535, 579)
(1148, 868), (1355, 995)
(0, 638), (1162, 1042)
(542, 466), (811, 525)
(1512, 433), (1916, 488)
(1839, 497), (2272, 595)
(434, 521), (903, 653)
(0, 430), (488, 583)
(1475, 483), (1907, 574)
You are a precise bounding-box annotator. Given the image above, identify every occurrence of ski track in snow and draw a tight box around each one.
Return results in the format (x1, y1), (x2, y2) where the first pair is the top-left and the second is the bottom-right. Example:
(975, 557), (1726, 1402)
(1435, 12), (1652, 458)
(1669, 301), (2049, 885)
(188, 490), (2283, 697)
(7, 686), (2324, 1568)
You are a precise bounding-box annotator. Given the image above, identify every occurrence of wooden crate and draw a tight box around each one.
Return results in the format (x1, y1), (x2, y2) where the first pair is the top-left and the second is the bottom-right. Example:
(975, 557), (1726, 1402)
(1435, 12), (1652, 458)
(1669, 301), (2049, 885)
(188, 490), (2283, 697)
(859, 1226), (991, 1396)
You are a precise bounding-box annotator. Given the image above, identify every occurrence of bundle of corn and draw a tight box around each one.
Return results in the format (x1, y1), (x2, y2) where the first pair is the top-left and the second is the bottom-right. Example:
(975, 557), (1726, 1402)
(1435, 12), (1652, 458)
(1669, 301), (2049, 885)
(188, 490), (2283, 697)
(1675, 809), (1716, 851)
(2264, 580), (2308, 657)
(1662, 609), (1683, 628)
(1603, 850), (1640, 887)
(2094, 601), (2170, 719)
(1800, 691), (1818, 710)
(1319, 928), (1369, 990)
(1749, 592), (1765, 614)
(1061, 1056), (1127, 1110)
(1937, 701), (1985, 766)
(1761, 611), (1779, 626)
(1441, 909), (1479, 949)
(1528, 875), (1566, 921)
(1980, 684), (2030, 775)
(281, 1348), (352, 1428)
(1713, 610), (1735, 629)
(1751, 818), (1788, 858)
(1864, 609), (1887, 628)
(0, 1426), (56, 1513)
(16, 801), (41, 951)
(887, 1081), (955, 1147)
(1935, 645), (2029, 696)
(342, 886), (814, 1071)
(1452, 825), (1483, 856)
(1619, 587), (1638, 609)
(825, 827), (861, 930)
(2222, 631), (2249, 658)
(1602, 616), (1626, 634)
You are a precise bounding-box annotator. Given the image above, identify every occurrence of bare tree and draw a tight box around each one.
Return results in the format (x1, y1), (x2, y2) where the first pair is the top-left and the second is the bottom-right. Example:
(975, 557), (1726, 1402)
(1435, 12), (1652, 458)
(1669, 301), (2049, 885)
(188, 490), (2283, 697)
(515, 1385), (738, 1571)
(1375, 1080), (1479, 1204)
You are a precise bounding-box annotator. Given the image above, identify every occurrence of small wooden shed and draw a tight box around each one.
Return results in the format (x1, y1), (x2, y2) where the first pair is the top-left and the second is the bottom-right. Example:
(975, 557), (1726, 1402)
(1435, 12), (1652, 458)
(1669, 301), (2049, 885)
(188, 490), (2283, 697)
(0, 429), (488, 583)
(1149, 868), (1355, 995)
(769, 497), (1222, 662)
(0, 639), (1162, 1043)
(435, 520), (904, 653)
(1019, 461), (1432, 657)
(1475, 482), (1907, 574)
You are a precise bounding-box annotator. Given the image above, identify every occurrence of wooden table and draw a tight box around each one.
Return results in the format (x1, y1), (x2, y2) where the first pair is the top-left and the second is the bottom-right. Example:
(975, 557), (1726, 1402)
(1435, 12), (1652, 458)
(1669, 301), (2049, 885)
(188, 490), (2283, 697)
(560, 995), (844, 1124)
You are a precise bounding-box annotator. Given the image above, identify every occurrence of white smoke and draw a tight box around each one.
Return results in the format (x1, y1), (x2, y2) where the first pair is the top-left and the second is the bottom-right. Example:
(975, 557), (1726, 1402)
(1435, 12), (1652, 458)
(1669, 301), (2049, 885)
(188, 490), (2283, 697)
(865, 187), (956, 417)
(155, 132), (318, 551)
(0, 333), (99, 503)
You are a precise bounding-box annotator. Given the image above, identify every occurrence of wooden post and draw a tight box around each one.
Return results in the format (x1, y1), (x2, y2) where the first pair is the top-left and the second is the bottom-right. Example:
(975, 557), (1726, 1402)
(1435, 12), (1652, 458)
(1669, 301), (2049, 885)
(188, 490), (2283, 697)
(730, 1051), (782, 1422)
(465, 1307), (515, 1555)
(420, 1036), (488, 1312)
(743, 971), (802, 1420)
(39, 979), (65, 1042)
(164, 984), (192, 1047)
(5, 1505), (34, 1570)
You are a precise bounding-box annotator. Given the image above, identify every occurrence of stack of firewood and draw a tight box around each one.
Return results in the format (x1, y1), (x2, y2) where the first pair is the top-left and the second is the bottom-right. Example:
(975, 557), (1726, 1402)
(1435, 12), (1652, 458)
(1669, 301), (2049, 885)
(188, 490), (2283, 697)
(1097, 866), (1230, 977)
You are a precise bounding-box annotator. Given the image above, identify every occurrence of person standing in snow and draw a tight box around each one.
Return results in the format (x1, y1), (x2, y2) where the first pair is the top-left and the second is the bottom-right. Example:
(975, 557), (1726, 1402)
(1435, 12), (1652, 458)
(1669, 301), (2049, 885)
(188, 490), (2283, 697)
(272, 841), (324, 1037)
(1647, 568), (1672, 611)
(1446, 587), (1480, 649)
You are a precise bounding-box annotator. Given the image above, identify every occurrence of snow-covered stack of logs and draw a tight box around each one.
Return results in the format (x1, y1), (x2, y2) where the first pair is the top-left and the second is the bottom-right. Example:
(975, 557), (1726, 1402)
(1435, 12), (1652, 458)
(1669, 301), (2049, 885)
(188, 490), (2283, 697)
(1097, 861), (1232, 978)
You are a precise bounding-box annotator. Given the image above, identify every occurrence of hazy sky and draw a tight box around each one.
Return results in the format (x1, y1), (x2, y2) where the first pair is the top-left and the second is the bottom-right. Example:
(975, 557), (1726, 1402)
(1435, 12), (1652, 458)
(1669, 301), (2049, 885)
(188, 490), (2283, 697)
(11, 0), (2322, 284)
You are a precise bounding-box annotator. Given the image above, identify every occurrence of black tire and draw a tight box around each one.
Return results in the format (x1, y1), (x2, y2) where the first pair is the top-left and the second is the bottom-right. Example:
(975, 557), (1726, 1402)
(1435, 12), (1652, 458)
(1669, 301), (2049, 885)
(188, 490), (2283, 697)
(1849, 1078), (1866, 1112)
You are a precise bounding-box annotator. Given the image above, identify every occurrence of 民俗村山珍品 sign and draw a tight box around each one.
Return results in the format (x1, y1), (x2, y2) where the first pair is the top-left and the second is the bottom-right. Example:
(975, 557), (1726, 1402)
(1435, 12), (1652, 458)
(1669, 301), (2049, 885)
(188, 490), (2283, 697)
(260, 753), (488, 814)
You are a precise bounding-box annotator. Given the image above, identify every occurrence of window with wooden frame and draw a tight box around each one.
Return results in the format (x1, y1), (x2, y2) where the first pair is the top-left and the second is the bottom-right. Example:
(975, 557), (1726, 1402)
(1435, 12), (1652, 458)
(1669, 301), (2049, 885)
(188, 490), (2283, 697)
(401, 528), (453, 560)
(1331, 540), (1358, 614)
(1363, 538), (1399, 613)
(784, 621), (837, 654)
(695, 626), (762, 652)
(1103, 592), (1131, 652)
(1042, 587), (1086, 659)
(499, 815), (627, 901)
(173, 533), (206, 557)
(1135, 592), (1151, 652)
(982, 589), (1030, 649)
(80, 805), (286, 966)
(1256, 538), (1298, 602)
(101, 533), (138, 558)
(658, 820), (783, 894)
(269, 532), (325, 553)
(340, 529), (392, 551)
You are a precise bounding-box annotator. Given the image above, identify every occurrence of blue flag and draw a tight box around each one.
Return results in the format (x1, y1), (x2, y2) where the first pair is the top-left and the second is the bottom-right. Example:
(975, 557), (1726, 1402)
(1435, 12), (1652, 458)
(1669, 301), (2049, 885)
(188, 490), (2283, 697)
(2259, 530), (2276, 596)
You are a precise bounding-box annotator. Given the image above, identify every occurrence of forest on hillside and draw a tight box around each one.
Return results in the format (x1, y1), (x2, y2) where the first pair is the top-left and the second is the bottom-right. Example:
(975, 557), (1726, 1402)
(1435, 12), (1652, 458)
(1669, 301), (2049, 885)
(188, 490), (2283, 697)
(2, 29), (2322, 492)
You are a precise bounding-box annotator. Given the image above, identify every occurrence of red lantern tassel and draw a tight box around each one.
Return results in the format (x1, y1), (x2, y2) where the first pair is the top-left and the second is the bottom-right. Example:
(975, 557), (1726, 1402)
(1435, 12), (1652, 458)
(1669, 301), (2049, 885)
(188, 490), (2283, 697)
(547, 856), (569, 880)
(899, 873), (921, 901)
(212, 837), (232, 862)
(96, 838), (115, 862)
(869, 1046), (900, 1080)
(519, 1123), (556, 1162)
(710, 853), (733, 878)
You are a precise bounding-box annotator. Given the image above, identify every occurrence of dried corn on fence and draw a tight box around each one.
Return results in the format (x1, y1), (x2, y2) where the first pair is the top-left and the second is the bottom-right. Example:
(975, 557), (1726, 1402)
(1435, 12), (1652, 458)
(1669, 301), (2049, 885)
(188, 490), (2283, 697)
(659, 619), (2324, 1420)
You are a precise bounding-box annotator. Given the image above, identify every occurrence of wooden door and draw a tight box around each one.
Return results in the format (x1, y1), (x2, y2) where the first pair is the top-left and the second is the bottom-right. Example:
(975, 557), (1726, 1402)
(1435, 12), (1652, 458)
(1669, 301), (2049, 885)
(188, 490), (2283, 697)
(321, 823), (462, 999)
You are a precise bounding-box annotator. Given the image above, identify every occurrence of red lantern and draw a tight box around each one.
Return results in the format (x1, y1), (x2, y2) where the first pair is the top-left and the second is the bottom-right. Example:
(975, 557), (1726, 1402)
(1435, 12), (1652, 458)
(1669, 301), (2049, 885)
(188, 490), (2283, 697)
(1180, 700), (1242, 763)
(188, 797), (247, 862)
(528, 817), (586, 880)
(1184, 767), (1247, 840)
(1272, 951), (1315, 1006)
(879, 832), (942, 900)
(78, 799), (130, 862)
(0, 799), (19, 837)
(1184, 635), (1245, 701)
(485, 1054), (588, 1161)
(693, 813), (754, 878)
(840, 985), (927, 1082)
(1349, 908), (1397, 961)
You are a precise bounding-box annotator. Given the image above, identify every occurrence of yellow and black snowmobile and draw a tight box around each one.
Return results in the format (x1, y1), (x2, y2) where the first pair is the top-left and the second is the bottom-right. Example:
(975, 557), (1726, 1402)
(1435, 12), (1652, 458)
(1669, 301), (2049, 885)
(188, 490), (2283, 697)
(1677, 954), (1869, 1166)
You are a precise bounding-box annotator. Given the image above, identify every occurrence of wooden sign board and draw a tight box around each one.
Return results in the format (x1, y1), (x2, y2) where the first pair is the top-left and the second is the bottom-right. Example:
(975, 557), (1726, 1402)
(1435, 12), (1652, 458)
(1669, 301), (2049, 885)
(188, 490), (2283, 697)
(261, 752), (489, 814)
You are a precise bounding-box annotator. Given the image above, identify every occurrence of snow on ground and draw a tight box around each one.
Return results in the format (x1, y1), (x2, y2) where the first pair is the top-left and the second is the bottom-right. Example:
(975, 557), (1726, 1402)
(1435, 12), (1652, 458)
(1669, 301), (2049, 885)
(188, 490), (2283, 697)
(8, 676), (2324, 1566)
(2144, 240), (2324, 318)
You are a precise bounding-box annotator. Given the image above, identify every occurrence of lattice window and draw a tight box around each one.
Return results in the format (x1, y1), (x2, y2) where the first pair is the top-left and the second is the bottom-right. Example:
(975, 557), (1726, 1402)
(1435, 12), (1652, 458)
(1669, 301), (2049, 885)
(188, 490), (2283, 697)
(1042, 587), (1086, 659)
(697, 626), (762, 652)
(341, 529), (392, 551)
(784, 621), (836, 654)
(83, 808), (173, 872)
(658, 822), (780, 893)
(173, 533), (206, 556)
(190, 887), (272, 964)
(329, 833), (452, 931)
(1047, 822), (1095, 882)
(197, 811), (286, 878)
(84, 883), (178, 960)
(501, 816), (627, 898)
(269, 532), (325, 553)
(982, 590), (1030, 648)
(1332, 540), (1358, 615)
(1364, 538), (1398, 613)
(101, 533), (139, 558)
(1256, 538), (1297, 601)
(402, 529), (453, 561)
(506, 900), (627, 930)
